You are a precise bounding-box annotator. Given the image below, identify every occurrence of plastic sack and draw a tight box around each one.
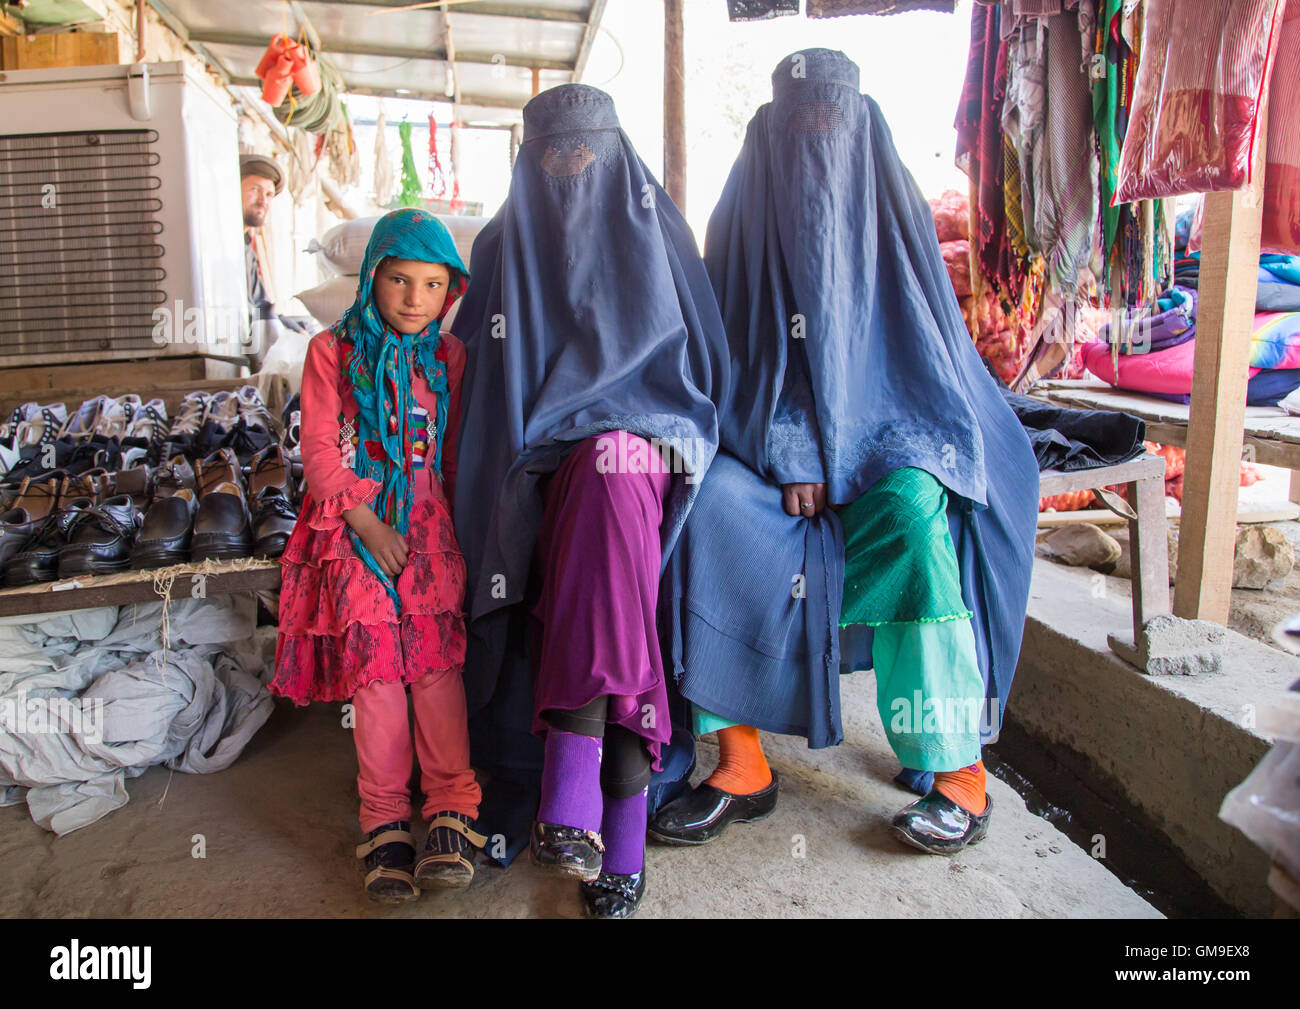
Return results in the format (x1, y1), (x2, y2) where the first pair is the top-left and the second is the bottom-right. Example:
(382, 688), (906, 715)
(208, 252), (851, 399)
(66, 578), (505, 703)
(308, 214), (488, 277)
(1263, 3), (1300, 253)
(1114, 0), (1286, 204)
(308, 217), (377, 275)
(296, 274), (357, 328)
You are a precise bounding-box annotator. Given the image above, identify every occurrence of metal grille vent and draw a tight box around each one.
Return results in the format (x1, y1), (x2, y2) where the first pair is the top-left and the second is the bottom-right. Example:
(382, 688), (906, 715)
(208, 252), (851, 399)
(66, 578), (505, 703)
(0, 129), (165, 358)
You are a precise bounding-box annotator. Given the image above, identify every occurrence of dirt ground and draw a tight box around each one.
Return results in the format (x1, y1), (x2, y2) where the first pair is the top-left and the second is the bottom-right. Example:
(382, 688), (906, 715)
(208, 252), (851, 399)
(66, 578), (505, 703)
(0, 670), (1158, 919)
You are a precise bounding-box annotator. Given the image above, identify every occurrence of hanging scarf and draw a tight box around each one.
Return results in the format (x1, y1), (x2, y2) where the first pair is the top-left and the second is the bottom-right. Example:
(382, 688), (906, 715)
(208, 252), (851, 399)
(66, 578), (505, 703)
(330, 208), (468, 610)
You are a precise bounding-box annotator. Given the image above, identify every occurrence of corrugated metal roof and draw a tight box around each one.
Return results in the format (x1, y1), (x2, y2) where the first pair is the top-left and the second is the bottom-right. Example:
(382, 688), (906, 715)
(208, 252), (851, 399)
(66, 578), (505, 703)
(148, 0), (606, 124)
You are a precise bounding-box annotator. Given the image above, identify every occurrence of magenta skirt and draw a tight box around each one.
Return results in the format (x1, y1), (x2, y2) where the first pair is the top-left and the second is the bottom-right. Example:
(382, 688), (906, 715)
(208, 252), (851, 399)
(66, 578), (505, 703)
(529, 431), (673, 767)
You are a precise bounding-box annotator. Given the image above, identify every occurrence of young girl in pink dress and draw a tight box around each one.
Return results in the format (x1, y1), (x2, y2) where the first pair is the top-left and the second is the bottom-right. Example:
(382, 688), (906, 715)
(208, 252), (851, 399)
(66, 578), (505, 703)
(272, 209), (484, 904)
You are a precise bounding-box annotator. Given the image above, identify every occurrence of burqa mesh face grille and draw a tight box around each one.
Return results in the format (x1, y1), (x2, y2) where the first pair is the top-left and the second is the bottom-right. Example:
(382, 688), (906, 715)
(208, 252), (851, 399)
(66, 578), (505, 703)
(541, 142), (598, 177)
(0, 129), (166, 358)
(793, 100), (847, 133)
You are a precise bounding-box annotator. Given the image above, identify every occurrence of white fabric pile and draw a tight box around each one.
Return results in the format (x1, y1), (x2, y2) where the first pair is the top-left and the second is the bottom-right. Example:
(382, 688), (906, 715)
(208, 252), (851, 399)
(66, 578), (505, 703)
(0, 596), (273, 835)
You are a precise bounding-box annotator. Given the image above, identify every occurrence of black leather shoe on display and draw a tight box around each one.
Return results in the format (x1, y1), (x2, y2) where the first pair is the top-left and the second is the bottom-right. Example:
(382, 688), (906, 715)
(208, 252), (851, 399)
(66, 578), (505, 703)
(647, 770), (779, 846)
(0, 508), (43, 569)
(131, 488), (197, 570)
(191, 480), (253, 562)
(6, 497), (93, 586)
(251, 486), (297, 559)
(891, 790), (993, 856)
(58, 495), (141, 577)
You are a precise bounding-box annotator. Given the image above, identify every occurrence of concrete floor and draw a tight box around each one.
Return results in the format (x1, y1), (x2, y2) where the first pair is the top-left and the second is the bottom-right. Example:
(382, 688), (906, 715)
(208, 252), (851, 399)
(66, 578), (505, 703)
(0, 667), (1159, 919)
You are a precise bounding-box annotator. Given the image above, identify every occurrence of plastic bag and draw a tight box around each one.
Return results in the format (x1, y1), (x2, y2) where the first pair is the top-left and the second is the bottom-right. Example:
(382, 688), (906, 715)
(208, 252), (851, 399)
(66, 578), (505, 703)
(1114, 0), (1286, 204)
(1220, 693), (1300, 887)
(1263, 3), (1300, 252)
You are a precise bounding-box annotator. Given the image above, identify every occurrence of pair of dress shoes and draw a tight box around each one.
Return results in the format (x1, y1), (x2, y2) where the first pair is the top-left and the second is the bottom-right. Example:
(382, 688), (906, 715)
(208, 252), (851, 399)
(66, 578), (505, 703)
(648, 772), (991, 856)
(3, 495), (141, 585)
(128, 444), (296, 568)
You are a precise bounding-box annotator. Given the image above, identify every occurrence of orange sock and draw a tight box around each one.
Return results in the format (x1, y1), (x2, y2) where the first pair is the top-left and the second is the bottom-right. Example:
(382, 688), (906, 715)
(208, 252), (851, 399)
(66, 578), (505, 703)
(934, 760), (987, 815)
(703, 725), (773, 795)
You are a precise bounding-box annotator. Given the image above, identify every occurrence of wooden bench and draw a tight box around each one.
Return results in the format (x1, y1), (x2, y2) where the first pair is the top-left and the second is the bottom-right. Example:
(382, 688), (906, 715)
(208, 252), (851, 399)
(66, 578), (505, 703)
(1034, 378), (1300, 504)
(1039, 453), (1171, 652)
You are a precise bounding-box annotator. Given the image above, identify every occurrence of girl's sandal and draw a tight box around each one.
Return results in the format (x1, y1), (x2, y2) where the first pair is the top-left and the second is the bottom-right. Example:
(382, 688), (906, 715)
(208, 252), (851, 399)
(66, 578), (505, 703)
(414, 812), (489, 890)
(356, 822), (419, 904)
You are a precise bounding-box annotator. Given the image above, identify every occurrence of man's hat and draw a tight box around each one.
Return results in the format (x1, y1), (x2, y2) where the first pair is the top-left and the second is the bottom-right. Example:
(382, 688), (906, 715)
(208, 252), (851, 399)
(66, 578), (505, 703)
(239, 153), (284, 195)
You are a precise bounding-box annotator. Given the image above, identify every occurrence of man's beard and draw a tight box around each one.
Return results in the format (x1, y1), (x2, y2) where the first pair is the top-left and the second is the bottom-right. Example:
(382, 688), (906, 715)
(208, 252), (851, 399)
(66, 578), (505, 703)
(243, 209), (266, 228)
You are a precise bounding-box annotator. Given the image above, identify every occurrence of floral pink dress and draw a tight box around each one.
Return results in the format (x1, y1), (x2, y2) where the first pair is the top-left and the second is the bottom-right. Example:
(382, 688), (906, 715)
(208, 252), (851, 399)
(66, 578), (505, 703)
(271, 328), (468, 704)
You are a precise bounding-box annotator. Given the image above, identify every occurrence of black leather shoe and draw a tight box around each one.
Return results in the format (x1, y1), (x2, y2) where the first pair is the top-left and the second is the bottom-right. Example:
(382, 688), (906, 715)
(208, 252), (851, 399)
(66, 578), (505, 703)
(132, 488), (196, 569)
(891, 789), (993, 856)
(6, 496), (93, 586)
(530, 821), (603, 881)
(647, 770), (779, 846)
(0, 508), (43, 568)
(191, 480), (252, 562)
(580, 867), (646, 919)
(251, 486), (297, 558)
(58, 495), (141, 577)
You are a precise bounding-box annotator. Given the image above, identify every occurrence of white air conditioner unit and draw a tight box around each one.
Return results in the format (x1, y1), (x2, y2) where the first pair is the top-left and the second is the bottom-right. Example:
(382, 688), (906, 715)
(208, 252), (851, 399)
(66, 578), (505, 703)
(0, 60), (248, 368)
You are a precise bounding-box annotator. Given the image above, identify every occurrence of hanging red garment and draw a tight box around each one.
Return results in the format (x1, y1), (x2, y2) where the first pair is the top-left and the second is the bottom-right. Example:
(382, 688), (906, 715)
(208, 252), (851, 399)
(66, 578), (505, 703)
(954, 1), (1010, 297)
(1115, 0), (1287, 203)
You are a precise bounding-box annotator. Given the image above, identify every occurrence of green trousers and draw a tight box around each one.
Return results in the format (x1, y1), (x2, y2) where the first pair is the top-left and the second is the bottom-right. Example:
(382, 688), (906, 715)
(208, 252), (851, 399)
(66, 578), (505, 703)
(693, 468), (985, 772)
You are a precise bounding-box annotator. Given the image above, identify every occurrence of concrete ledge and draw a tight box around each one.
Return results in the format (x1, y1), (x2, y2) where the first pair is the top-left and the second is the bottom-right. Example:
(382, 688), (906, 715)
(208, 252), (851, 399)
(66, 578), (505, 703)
(1012, 558), (1300, 915)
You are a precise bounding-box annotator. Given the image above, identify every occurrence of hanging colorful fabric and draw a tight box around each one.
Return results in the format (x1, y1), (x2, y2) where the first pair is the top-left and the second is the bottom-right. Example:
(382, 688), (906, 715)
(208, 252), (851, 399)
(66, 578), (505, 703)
(397, 119), (423, 208)
(448, 118), (463, 211)
(428, 113), (447, 200)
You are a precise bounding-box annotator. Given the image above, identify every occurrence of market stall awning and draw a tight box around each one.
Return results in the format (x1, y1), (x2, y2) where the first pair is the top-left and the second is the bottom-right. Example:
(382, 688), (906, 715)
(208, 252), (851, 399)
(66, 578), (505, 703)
(148, 0), (605, 125)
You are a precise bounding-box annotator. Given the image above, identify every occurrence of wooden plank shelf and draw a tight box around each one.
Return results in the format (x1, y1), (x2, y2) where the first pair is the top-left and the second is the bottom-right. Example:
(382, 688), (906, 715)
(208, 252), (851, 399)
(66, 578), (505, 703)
(0, 559), (281, 619)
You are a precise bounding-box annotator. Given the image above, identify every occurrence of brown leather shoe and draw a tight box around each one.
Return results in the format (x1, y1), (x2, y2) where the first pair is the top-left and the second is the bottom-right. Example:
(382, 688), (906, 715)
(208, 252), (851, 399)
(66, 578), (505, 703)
(11, 476), (60, 522)
(248, 444), (289, 499)
(60, 467), (114, 505)
(196, 447), (242, 498)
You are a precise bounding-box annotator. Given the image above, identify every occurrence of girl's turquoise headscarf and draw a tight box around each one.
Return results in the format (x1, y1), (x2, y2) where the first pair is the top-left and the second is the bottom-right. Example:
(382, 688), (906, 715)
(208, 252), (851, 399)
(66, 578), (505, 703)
(330, 208), (468, 611)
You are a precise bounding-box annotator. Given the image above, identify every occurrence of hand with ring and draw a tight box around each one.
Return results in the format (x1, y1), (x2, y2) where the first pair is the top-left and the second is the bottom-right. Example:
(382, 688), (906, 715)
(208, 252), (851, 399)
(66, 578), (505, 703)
(781, 482), (827, 517)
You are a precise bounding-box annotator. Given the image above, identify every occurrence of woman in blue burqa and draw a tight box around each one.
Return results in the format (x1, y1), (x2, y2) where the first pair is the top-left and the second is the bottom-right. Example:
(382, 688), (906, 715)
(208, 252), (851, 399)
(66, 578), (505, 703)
(452, 83), (729, 916)
(648, 49), (1040, 855)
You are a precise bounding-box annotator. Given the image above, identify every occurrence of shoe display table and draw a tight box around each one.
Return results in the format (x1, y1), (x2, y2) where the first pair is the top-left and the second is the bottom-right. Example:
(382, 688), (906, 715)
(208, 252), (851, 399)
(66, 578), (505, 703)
(0, 558), (281, 618)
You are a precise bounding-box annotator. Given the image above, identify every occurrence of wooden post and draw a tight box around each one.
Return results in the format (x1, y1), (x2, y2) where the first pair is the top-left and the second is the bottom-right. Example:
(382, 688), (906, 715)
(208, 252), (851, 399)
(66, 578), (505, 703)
(1173, 115), (1269, 623)
(663, 0), (686, 212)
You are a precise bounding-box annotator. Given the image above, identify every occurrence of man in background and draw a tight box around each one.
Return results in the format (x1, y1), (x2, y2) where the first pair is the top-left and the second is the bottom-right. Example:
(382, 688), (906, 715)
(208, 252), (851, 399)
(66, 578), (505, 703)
(241, 154), (309, 370)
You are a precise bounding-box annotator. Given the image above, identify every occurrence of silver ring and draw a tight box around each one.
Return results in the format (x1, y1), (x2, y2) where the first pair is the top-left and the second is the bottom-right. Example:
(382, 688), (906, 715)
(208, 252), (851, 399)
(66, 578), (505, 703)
(801, 502), (813, 511)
